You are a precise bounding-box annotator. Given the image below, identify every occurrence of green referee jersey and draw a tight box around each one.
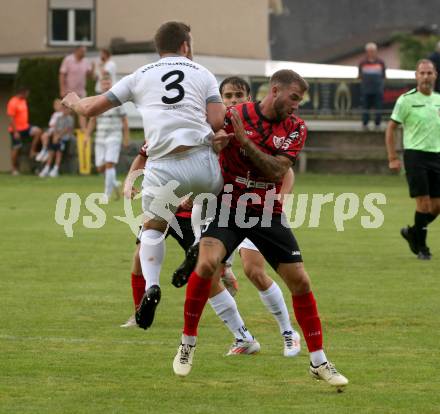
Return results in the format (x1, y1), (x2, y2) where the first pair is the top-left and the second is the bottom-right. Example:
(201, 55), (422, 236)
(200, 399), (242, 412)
(390, 88), (440, 152)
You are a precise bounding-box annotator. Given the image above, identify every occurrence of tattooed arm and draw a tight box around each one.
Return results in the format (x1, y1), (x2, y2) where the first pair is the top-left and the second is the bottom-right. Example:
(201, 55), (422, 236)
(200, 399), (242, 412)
(230, 108), (292, 182)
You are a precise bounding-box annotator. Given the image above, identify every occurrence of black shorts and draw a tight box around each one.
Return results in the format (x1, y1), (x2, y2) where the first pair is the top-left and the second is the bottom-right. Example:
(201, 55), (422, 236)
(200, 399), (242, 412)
(404, 149), (440, 198)
(201, 205), (303, 271)
(135, 215), (195, 253)
(49, 137), (70, 152)
(9, 127), (33, 149)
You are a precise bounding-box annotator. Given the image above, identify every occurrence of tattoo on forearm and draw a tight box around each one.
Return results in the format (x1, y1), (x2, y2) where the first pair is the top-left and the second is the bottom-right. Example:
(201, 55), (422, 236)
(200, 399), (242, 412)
(243, 141), (287, 181)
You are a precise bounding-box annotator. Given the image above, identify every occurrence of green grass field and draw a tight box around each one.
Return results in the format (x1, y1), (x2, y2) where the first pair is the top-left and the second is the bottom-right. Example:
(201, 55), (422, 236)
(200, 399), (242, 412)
(1, 173), (439, 414)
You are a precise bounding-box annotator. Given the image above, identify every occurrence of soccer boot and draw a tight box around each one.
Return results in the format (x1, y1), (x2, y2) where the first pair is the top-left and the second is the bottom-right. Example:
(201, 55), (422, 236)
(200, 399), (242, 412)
(120, 314), (137, 328)
(282, 330), (301, 357)
(135, 285), (161, 329)
(173, 343), (196, 377)
(221, 266), (239, 297)
(400, 226), (418, 255)
(172, 243), (199, 288)
(226, 338), (261, 355)
(417, 246), (432, 260)
(309, 361), (349, 391)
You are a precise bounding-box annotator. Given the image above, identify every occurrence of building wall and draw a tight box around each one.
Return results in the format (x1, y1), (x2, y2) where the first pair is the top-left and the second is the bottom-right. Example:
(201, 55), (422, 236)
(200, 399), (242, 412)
(0, 0), (48, 55)
(97, 0), (269, 59)
(335, 44), (402, 69)
(0, 0), (269, 59)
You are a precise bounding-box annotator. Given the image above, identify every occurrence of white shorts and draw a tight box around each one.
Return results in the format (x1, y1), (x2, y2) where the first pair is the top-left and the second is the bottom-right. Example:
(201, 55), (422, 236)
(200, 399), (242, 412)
(238, 238), (259, 252)
(95, 140), (121, 167)
(142, 146), (223, 221)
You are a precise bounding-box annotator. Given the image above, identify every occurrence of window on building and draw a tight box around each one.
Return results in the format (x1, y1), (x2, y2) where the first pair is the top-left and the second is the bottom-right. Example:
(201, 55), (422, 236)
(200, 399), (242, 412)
(48, 0), (94, 46)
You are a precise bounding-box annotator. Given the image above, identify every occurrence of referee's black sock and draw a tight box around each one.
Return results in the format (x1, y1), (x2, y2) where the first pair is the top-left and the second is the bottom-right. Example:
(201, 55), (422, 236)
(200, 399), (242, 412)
(414, 211), (432, 248)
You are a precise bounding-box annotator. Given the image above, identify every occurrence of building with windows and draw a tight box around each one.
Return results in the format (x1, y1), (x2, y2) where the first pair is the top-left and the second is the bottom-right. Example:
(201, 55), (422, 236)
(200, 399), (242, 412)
(0, 0), (271, 170)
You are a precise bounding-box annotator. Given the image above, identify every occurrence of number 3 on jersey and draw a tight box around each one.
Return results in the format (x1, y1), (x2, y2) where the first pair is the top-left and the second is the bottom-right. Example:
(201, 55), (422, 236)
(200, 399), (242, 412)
(161, 70), (185, 104)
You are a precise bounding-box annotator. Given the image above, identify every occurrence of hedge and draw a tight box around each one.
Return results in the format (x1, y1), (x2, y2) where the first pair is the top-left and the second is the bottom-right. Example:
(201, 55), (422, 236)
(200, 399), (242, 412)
(14, 57), (63, 128)
(14, 56), (96, 128)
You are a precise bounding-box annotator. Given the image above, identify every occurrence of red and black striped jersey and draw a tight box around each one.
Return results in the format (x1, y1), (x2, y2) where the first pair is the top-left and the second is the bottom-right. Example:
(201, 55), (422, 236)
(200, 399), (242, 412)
(220, 102), (307, 215)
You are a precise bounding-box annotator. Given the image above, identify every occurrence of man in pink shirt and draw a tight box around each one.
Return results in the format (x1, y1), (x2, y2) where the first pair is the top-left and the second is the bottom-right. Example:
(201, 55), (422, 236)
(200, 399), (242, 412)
(59, 46), (94, 129)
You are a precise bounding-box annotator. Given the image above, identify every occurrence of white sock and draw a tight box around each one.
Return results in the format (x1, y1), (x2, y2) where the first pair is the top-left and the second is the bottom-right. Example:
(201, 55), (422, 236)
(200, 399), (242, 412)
(105, 167), (116, 197)
(139, 229), (165, 289)
(259, 281), (294, 334)
(41, 165), (50, 174)
(52, 165), (59, 171)
(182, 334), (197, 346)
(208, 289), (253, 341)
(191, 202), (204, 243)
(225, 250), (235, 267)
(310, 350), (327, 367)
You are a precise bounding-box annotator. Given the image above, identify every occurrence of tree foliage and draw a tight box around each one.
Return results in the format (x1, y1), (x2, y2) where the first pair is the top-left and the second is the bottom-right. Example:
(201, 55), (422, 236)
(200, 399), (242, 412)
(14, 57), (63, 127)
(393, 33), (440, 70)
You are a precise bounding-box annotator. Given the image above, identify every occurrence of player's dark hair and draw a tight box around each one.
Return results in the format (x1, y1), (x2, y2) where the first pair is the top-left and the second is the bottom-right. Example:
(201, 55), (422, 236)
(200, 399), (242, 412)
(154, 21), (191, 55)
(219, 76), (251, 96)
(270, 69), (309, 92)
(416, 58), (436, 71)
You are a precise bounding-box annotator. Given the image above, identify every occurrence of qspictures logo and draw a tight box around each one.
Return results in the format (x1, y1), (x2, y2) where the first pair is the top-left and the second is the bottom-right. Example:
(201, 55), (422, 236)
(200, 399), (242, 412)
(54, 170), (387, 240)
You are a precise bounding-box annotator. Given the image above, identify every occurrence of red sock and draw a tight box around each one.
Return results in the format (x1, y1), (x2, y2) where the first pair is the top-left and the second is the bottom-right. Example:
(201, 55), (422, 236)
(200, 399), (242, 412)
(131, 273), (146, 309)
(183, 271), (212, 336)
(292, 291), (323, 352)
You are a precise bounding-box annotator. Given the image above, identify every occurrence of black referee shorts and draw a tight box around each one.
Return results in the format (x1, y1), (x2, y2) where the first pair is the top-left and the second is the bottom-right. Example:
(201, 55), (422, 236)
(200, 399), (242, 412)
(201, 204), (303, 271)
(404, 149), (440, 198)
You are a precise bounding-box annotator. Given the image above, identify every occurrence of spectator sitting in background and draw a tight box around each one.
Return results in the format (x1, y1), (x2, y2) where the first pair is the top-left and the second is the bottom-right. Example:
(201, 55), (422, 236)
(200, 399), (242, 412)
(428, 41), (440, 92)
(358, 42), (386, 130)
(59, 45), (94, 130)
(39, 106), (74, 178)
(94, 48), (117, 94)
(35, 98), (63, 163)
(6, 87), (42, 175)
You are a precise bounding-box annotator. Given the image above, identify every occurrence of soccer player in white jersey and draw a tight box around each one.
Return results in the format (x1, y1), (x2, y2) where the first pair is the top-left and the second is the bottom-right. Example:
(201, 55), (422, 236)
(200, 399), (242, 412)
(85, 76), (129, 200)
(62, 21), (225, 329)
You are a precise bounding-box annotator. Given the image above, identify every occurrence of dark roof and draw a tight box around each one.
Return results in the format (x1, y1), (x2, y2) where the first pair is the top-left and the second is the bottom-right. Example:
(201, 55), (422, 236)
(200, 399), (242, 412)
(270, 0), (440, 63)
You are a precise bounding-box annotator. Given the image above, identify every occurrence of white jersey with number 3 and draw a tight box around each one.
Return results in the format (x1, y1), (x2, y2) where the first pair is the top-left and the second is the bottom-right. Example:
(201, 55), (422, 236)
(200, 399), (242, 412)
(108, 56), (221, 160)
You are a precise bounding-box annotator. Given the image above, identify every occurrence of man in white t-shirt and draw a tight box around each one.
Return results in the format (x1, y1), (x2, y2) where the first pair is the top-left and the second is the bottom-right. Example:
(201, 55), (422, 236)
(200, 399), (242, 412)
(62, 21), (225, 329)
(94, 48), (117, 94)
(85, 77), (129, 200)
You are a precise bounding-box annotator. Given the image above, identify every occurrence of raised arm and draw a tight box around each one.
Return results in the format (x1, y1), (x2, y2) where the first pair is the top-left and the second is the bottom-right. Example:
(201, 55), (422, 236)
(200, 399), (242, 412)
(62, 93), (116, 118)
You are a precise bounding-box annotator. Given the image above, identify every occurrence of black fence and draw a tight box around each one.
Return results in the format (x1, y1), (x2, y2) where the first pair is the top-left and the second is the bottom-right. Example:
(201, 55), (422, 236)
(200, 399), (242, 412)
(250, 77), (416, 119)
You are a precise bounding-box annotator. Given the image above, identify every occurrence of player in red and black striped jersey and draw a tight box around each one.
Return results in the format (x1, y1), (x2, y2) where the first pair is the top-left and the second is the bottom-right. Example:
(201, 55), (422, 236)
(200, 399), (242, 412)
(219, 100), (306, 214)
(121, 139), (259, 351)
(174, 70), (349, 390)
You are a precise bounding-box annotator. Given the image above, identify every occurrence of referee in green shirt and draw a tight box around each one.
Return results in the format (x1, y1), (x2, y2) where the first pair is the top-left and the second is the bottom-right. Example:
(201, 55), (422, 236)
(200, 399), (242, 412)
(386, 59), (440, 260)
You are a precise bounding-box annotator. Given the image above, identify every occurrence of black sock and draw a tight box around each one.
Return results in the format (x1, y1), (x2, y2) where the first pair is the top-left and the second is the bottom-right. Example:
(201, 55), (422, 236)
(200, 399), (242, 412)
(414, 211), (431, 248)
